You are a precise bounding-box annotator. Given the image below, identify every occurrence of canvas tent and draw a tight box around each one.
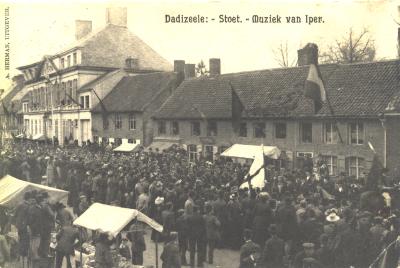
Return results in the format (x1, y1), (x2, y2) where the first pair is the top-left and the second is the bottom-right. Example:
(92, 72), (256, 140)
(0, 175), (69, 208)
(73, 203), (163, 237)
(221, 144), (281, 159)
(113, 143), (140, 152)
(221, 144), (281, 189)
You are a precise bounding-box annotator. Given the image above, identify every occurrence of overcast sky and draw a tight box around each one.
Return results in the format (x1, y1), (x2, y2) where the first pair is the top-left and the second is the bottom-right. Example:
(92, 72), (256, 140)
(1, 0), (399, 90)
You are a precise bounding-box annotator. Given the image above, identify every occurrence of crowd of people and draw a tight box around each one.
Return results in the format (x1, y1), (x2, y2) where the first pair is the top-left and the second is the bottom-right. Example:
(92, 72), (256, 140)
(0, 139), (400, 268)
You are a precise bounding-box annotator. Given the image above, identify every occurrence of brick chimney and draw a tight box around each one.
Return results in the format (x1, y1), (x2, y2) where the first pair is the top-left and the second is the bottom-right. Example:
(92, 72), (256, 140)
(75, 20), (92, 40)
(125, 57), (139, 70)
(106, 7), (127, 27)
(184, 64), (196, 79)
(209, 58), (221, 76)
(12, 74), (24, 86)
(397, 28), (400, 58)
(297, 43), (319, 66)
(174, 60), (185, 83)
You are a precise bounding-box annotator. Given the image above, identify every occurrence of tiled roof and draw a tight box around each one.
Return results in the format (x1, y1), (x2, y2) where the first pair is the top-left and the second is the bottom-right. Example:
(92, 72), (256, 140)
(91, 72), (177, 113)
(0, 82), (25, 115)
(18, 24), (172, 73)
(154, 60), (400, 119)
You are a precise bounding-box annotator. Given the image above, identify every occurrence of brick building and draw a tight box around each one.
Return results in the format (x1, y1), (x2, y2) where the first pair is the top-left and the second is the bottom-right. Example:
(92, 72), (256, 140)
(17, 7), (172, 145)
(153, 47), (400, 179)
(90, 71), (180, 146)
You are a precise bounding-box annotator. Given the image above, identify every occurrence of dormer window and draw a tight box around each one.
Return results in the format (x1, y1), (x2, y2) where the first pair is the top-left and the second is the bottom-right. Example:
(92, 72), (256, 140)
(125, 57), (139, 69)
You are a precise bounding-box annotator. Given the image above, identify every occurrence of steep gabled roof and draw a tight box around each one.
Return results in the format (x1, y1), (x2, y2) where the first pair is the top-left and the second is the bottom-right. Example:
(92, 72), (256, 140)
(154, 60), (400, 119)
(0, 80), (25, 115)
(18, 24), (172, 74)
(91, 72), (178, 113)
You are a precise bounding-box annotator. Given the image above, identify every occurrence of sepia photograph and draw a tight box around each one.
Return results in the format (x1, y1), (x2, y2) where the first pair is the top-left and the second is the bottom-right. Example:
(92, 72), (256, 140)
(0, 0), (400, 267)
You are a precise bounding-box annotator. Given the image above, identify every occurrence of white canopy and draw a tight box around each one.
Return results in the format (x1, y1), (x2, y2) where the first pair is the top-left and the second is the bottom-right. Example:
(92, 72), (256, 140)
(113, 143), (139, 152)
(32, 133), (45, 140)
(73, 203), (163, 237)
(0, 175), (69, 208)
(221, 144), (281, 160)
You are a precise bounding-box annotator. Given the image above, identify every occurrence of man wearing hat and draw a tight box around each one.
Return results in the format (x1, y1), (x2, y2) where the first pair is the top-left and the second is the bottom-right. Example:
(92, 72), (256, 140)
(293, 243), (323, 268)
(239, 229), (261, 268)
(161, 232), (181, 268)
(38, 191), (55, 258)
(260, 224), (285, 268)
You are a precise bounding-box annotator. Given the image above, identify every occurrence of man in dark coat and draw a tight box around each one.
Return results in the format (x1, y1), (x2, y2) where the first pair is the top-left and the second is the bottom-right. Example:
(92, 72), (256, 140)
(38, 192), (55, 258)
(128, 221), (146, 265)
(55, 221), (79, 268)
(260, 224), (285, 268)
(252, 193), (273, 247)
(161, 232), (181, 268)
(26, 191), (42, 260)
(14, 192), (30, 260)
(293, 243), (323, 268)
(239, 229), (261, 268)
(203, 204), (221, 264)
(186, 205), (206, 267)
(176, 209), (189, 265)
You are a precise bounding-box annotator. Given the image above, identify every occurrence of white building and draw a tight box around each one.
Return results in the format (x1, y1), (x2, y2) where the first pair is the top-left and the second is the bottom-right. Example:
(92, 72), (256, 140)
(18, 7), (172, 145)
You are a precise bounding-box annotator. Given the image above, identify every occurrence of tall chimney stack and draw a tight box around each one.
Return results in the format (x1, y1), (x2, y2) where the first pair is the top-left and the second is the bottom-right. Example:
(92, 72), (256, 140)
(297, 43), (319, 66)
(106, 7), (127, 27)
(397, 28), (400, 58)
(184, 64), (196, 79)
(75, 20), (92, 40)
(174, 60), (185, 83)
(209, 58), (221, 76)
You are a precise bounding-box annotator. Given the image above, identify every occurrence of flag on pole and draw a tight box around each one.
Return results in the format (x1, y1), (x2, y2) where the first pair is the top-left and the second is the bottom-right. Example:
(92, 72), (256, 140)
(92, 88), (109, 129)
(240, 144), (265, 189)
(304, 64), (326, 112)
(230, 82), (244, 133)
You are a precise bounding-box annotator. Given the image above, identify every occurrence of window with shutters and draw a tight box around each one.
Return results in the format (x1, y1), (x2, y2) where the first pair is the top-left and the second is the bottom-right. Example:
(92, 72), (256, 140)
(188, 144), (198, 163)
(67, 81), (72, 105)
(345, 157), (364, 179)
(115, 114), (122, 129)
(321, 155), (338, 176)
(72, 79), (78, 102)
(300, 122), (313, 143)
(73, 53), (77, 65)
(129, 114), (136, 130)
(324, 122), (338, 144)
(275, 122), (287, 139)
(207, 121), (218, 136)
(171, 121), (179, 135)
(239, 122), (247, 137)
(254, 122), (266, 138)
(191, 121), (201, 136)
(158, 121), (166, 135)
(348, 122), (364, 145)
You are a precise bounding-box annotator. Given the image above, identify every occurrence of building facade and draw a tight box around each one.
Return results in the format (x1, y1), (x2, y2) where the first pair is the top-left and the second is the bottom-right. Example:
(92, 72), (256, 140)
(17, 7), (172, 145)
(153, 51), (400, 178)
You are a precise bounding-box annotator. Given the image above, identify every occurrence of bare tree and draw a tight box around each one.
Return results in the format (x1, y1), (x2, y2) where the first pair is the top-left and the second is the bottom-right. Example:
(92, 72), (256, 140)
(195, 60), (209, 77)
(320, 28), (376, 64)
(272, 41), (297, 67)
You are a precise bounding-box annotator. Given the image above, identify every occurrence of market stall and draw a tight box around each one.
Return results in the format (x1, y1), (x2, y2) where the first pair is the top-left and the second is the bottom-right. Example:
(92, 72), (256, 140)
(73, 203), (163, 268)
(0, 174), (69, 208)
